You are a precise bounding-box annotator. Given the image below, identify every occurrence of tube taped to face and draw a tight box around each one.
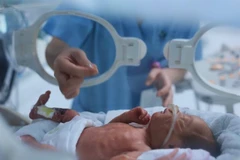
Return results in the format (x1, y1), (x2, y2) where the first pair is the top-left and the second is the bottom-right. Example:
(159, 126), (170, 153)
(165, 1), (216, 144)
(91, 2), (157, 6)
(161, 104), (179, 147)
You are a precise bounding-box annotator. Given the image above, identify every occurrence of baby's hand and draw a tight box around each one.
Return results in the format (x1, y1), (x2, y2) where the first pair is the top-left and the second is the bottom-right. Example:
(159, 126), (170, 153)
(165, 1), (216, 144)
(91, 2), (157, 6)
(129, 107), (150, 125)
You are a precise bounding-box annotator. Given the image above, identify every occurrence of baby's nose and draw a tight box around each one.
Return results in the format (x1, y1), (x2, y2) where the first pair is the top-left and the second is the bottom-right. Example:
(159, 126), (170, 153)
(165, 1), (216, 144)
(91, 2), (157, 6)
(165, 107), (179, 114)
(163, 108), (172, 114)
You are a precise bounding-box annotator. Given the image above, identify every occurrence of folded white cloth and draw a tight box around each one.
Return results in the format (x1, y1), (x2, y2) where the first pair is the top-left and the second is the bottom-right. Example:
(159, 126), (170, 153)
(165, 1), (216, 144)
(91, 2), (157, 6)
(15, 115), (103, 156)
(42, 116), (100, 155)
(15, 119), (58, 142)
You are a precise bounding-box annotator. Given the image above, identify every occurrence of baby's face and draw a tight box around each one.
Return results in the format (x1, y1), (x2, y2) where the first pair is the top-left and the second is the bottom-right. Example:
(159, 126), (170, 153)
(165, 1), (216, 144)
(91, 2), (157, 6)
(147, 108), (211, 149)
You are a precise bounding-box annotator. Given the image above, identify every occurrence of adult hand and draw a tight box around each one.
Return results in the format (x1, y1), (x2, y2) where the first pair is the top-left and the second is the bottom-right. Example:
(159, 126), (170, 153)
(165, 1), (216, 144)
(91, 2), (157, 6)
(145, 68), (173, 107)
(155, 149), (189, 160)
(53, 48), (98, 99)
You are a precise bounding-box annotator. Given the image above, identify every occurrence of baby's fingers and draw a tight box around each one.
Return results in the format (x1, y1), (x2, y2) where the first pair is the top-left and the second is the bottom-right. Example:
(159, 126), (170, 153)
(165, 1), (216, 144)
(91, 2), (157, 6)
(139, 110), (148, 119)
(140, 114), (151, 124)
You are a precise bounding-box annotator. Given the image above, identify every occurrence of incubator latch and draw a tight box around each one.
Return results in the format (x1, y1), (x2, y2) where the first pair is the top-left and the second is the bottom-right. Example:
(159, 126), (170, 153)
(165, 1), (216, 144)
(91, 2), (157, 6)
(166, 39), (194, 69)
(121, 37), (147, 66)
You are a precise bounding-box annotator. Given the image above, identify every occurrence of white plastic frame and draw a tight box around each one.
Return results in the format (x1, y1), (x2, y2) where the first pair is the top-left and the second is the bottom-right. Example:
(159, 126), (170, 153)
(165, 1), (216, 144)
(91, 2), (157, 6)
(13, 10), (147, 87)
(164, 24), (240, 101)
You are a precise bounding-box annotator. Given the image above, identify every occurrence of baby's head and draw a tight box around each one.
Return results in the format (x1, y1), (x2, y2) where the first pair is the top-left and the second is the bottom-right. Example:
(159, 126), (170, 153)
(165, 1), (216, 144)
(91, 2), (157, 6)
(146, 107), (220, 157)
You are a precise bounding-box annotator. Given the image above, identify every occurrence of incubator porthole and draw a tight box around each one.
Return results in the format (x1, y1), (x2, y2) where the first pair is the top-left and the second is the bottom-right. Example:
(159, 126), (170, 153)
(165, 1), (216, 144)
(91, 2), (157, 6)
(194, 25), (240, 92)
(36, 14), (116, 80)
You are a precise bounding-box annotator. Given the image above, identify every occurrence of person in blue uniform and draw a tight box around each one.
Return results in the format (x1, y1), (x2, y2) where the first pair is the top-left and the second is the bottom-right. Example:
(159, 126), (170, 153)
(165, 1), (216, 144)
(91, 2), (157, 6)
(43, 2), (202, 113)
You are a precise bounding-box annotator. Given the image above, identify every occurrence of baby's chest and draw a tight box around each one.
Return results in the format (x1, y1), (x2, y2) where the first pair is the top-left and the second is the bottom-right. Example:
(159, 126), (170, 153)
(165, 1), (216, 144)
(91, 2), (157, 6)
(104, 127), (147, 150)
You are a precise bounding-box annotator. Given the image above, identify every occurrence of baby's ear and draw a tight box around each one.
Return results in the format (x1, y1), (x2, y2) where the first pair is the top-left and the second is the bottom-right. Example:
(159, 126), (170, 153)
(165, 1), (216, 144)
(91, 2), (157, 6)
(168, 144), (175, 148)
(164, 139), (183, 149)
(184, 133), (220, 157)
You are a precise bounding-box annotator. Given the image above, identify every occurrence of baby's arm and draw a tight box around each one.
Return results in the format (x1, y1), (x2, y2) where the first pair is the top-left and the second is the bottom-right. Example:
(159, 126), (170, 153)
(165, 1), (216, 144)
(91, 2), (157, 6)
(109, 107), (150, 125)
(30, 91), (79, 123)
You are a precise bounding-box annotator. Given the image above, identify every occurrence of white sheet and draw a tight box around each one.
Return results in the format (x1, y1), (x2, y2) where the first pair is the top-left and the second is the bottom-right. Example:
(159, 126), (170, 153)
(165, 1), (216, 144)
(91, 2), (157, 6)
(42, 116), (101, 155)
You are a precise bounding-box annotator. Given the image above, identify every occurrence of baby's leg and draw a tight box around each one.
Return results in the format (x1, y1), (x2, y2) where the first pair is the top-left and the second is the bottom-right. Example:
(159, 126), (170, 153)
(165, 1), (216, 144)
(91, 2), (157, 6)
(29, 91), (79, 123)
(20, 135), (55, 150)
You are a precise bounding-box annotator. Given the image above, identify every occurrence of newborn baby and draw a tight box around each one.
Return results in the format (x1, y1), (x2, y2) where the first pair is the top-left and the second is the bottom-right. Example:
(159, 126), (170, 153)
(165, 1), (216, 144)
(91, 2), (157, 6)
(20, 91), (219, 160)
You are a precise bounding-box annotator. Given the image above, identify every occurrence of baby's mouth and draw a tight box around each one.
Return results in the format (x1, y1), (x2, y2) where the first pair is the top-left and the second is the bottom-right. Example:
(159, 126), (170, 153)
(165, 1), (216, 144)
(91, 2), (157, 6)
(160, 109), (166, 114)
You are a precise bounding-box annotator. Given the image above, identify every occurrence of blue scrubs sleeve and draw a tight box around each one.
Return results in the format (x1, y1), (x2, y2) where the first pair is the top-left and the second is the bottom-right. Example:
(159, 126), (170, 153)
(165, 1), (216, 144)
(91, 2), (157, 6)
(42, 3), (94, 48)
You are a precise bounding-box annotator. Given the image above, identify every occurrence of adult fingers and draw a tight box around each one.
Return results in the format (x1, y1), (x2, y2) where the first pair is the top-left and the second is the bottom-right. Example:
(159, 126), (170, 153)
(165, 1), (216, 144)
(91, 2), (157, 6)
(65, 89), (80, 99)
(162, 89), (173, 107)
(146, 68), (161, 86)
(54, 68), (82, 96)
(64, 80), (82, 99)
(66, 48), (99, 75)
(156, 70), (172, 96)
(69, 48), (92, 66)
(62, 78), (83, 99)
(157, 82), (171, 97)
(56, 57), (98, 78)
(54, 70), (68, 93)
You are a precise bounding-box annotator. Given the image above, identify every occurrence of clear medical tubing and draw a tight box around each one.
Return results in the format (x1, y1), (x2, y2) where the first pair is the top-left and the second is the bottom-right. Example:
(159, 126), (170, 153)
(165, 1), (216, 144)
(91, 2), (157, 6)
(162, 104), (179, 147)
